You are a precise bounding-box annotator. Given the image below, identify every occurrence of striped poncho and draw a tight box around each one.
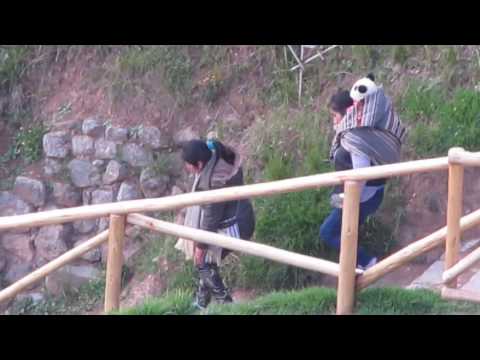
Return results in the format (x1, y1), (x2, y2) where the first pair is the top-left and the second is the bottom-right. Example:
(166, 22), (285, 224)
(330, 87), (407, 165)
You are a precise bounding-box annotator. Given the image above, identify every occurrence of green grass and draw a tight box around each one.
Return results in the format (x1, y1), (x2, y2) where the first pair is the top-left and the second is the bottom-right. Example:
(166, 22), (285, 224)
(117, 286), (480, 315)
(400, 82), (480, 157)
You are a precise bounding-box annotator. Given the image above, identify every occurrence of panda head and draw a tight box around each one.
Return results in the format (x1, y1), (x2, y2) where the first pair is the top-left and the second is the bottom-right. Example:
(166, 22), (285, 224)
(350, 73), (378, 102)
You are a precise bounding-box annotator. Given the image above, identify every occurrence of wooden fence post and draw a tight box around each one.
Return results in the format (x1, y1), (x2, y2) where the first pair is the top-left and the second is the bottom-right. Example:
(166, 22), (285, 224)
(104, 214), (126, 313)
(445, 147), (465, 288)
(337, 180), (361, 315)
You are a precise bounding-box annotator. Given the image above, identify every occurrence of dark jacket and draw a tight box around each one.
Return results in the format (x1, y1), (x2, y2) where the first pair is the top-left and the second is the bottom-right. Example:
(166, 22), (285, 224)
(195, 149), (255, 241)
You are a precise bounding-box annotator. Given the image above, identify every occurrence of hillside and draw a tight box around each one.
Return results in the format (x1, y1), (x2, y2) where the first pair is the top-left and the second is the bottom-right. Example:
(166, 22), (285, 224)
(2, 45), (480, 314)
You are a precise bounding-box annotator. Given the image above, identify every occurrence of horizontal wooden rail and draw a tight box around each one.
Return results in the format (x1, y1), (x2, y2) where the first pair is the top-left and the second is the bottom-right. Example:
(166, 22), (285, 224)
(0, 156), (451, 231)
(127, 213), (360, 277)
(443, 245), (480, 284)
(357, 207), (480, 290)
(441, 287), (480, 304)
(448, 148), (480, 166)
(0, 230), (109, 304)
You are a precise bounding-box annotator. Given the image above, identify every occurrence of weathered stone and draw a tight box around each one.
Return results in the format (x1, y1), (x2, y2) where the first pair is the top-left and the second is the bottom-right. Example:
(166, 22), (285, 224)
(139, 168), (169, 198)
(82, 188), (94, 205)
(138, 126), (168, 150)
(0, 249), (6, 273)
(173, 126), (198, 146)
(97, 217), (109, 232)
(34, 225), (71, 265)
(45, 265), (100, 296)
(166, 151), (185, 177)
(43, 131), (71, 158)
(73, 236), (102, 263)
(37, 202), (59, 212)
(1, 233), (34, 262)
(13, 176), (46, 207)
(52, 182), (82, 207)
(73, 219), (97, 234)
(95, 139), (117, 159)
(171, 185), (184, 196)
(17, 292), (45, 306)
(91, 188), (115, 205)
(93, 159), (106, 168)
(103, 160), (129, 185)
(72, 135), (95, 157)
(117, 181), (143, 202)
(44, 158), (63, 176)
(121, 143), (153, 167)
(82, 118), (105, 138)
(106, 126), (129, 143)
(0, 192), (34, 218)
(68, 159), (102, 188)
(4, 262), (33, 285)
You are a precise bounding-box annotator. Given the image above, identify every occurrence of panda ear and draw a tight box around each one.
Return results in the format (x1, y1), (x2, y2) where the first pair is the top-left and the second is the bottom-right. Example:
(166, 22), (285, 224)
(366, 73), (375, 82)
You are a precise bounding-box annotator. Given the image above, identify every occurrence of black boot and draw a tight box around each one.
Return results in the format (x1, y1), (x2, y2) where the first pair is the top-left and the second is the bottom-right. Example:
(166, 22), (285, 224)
(193, 270), (211, 310)
(199, 263), (233, 304)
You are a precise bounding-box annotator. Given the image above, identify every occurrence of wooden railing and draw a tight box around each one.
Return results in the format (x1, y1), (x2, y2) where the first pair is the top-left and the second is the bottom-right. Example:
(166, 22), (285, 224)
(1, 149), (480, 314)
(441, 148), (480, 304)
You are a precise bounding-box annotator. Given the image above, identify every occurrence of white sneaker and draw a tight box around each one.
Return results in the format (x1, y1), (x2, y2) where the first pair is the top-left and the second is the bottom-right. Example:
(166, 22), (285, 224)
(365, 257), (377, 270)
(357, 257), (378, 271)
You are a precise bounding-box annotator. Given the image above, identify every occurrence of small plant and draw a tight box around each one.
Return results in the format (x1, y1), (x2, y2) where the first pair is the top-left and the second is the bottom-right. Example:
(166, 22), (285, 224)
(151, 152), (173, 176)
(392, 45), (410, 66)
(11, 123), (47, 164)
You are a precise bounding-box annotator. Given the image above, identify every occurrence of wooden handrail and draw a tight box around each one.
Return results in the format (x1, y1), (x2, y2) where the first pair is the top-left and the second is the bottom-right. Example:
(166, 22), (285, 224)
(126, 213), (355, 278)
(0, 156), (450, 231)
(443, 245), (480, 284)
(3, 148), (480, 311)
(448, 148), (480, 166)
(445, 147), (465, 288)
(357, 207), (480, 290)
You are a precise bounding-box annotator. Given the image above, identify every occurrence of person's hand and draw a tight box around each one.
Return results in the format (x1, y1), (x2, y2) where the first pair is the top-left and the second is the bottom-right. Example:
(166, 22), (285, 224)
(194, 247), (206, 267)
(330, 193), (344, 208)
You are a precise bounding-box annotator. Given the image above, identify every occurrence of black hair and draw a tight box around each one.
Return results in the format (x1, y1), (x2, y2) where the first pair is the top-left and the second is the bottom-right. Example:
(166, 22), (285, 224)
(181, 139), (236, 167)
(329, 89), (354, 116)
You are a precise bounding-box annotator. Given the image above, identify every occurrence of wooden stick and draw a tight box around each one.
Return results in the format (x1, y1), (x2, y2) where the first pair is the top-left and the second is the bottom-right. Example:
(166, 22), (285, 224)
(441, 287), (480, 304)
(357, 207), (480, 290)
(443, 245), (480, 284)
(104, 215), (125, 313)
(287, 45), (304, 71)
(127, 213), (356, 277)
(0, 156), (451, 231)
(337, 181), (361, 315)
(298, 45), (304, 107)
(445, 148), (464, 288)
(0, 230), (109, 304)
(290, 45), (340, 71)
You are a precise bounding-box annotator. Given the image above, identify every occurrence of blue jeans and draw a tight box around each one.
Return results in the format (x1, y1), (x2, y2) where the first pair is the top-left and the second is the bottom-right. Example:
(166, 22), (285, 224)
(319, 188), (385, 268)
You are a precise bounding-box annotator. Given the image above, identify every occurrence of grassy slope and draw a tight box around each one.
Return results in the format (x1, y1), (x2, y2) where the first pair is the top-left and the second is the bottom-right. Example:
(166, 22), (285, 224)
(117, 287), (480, 315)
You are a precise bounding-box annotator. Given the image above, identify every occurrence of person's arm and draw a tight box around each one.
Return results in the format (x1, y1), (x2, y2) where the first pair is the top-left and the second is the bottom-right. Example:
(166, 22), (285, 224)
(350, 152), (370, 191)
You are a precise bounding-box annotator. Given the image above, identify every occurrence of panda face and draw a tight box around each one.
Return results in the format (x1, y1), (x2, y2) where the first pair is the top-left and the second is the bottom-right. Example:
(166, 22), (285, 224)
(350, 76), (378, 102)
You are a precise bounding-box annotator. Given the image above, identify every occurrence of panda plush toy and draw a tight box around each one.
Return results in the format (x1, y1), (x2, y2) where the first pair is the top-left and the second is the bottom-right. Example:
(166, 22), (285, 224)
(350, 73), (378, 102)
